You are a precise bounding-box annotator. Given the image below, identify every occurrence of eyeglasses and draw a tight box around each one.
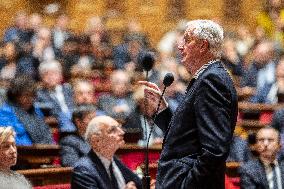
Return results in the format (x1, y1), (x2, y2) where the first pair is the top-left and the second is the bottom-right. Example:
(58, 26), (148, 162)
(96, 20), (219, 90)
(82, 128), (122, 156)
(107, 125), (125, 134)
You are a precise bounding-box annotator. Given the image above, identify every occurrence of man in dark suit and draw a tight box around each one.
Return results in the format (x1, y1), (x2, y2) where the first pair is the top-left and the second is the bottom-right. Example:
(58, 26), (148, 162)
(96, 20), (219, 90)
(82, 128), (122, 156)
(36, 59), (76, 133)
(71, 115), (142, 189)
(60, 105), (96, 167)
(240, 127), (284, 189)
(140, 20), (238, 188)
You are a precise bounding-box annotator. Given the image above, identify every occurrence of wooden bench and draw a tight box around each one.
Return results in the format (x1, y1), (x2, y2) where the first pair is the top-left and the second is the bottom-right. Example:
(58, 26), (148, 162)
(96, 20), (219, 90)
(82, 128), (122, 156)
(16, 145), (61, 169)
(17, 167), (72, 186)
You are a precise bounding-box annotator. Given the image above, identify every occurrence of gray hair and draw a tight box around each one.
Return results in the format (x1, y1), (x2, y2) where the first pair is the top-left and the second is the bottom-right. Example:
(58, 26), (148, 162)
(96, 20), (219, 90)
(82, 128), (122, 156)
(186, 20), (224, 57)
(38, 60), (62, 75)
(84, 116), (103, 143)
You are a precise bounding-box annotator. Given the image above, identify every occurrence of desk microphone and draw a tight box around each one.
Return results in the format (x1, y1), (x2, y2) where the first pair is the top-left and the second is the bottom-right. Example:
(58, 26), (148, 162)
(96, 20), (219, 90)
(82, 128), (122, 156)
(144, 72), (174, 189)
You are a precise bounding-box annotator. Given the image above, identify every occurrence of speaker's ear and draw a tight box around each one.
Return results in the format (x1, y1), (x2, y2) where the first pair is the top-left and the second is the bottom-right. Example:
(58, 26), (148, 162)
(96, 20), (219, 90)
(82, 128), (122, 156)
(200, 39), (209, 53)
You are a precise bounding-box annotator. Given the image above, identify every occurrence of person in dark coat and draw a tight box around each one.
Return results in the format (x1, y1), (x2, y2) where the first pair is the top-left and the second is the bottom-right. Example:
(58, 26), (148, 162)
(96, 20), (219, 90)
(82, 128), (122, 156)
(240, 127), (284, 189)
(140, 20), (238, 189)
(0, 75), (53, 145)
(60, 105), (96, 167)
(71, 116), (142, 189)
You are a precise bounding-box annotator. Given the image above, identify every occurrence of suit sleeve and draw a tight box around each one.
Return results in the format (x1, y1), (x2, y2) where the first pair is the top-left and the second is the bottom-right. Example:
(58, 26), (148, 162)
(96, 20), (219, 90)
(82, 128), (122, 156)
(183, 74), (235, 186)
(71, 166), (99, 189)
(60, 144), (80, 167)
(154, 107), (173, 133)
(239, 166), (257, 189)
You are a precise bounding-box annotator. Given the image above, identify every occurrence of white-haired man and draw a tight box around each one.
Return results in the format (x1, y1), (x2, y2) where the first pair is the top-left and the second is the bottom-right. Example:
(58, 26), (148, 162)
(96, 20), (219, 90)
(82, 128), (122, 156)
(71, 115), (142, 189)
(36, 60), (76, 133)
(140, 20), (238, 188)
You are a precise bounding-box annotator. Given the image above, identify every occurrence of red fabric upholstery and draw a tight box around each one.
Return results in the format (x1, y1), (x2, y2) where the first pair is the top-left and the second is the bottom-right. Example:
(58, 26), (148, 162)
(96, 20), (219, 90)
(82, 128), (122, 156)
(120, 152), (160, 170)
(259, 111), (273, 124)
(225, 175), (240, 189)
(33, 184), (70, 189)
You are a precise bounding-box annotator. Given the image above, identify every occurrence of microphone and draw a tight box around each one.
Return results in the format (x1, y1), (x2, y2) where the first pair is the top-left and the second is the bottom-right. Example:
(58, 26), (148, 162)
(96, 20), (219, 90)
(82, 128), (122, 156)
(143, 73), (174, 189)
(152, 72), (174, 121)
(138, 51), (155, 79)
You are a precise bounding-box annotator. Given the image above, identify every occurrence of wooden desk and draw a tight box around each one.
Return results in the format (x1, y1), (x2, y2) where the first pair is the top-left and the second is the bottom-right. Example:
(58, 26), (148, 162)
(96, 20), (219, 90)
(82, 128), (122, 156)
(237, 120), (268, 133)
(238, 102), (284, 112)
(16, 145), (60, 169)
(17, 167), (72, 186)
(116, 143), (162, 155)
(226, 162), (240, 177)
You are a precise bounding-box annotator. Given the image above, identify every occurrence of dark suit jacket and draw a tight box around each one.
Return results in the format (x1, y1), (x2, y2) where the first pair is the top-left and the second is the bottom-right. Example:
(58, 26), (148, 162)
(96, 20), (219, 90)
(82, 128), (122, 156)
(271, 108), (284, 133)
(226, 136), (253, 163)
(36, 83), (76, 132)
(97, 94), (135, 121)
(71, 150), (142, 189)
(154, 61), (238, 189)
(123, 107), (163, 143)
(249, 82), (274, 104)
(36, 83), (75, 116)
(60, 134), (91, 167)
(240, 158), (284, 189)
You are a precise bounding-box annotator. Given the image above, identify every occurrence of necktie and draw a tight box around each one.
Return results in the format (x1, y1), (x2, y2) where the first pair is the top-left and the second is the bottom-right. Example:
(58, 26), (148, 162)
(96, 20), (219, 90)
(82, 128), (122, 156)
(271, 163), (279, 189)
(109, 162), (119, 189)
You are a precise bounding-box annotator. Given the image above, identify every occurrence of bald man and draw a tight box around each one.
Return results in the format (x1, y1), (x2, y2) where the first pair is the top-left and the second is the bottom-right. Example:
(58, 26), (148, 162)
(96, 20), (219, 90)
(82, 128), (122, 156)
(71, 116), (142, 189)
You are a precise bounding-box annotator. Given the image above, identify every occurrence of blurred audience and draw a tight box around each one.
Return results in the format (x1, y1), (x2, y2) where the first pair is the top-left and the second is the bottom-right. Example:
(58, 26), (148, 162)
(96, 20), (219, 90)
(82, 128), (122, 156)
(241, 40), (277, 89)
(0, 76), (53, 145)
(97, 70), (135, 121)
(123, 86), (163, 146)
(250, 56), (284, 103)
(36, 60), (76, 133)
(33, 27), (56, 62)
(52, 14), (72, 52)
(3, 11), (30, 44)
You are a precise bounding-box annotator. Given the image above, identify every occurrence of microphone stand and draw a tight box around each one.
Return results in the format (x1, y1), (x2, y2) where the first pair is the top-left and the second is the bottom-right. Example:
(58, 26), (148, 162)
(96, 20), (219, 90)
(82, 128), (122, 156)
(143, 71), (151, 189)
(144, 85), (167, 189)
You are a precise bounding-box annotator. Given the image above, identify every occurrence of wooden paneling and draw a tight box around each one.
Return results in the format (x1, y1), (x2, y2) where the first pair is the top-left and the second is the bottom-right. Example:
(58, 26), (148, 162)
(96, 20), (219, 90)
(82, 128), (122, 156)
(0, 0), (29, 39)
(0, 0), (264, 45)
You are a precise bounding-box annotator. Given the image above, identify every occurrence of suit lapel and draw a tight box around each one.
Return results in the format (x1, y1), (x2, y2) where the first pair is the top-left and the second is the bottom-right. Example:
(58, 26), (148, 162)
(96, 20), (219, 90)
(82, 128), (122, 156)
(257, 159), (270, 188)
(279, 160), (284, 187)
(88, 150), (112, 189)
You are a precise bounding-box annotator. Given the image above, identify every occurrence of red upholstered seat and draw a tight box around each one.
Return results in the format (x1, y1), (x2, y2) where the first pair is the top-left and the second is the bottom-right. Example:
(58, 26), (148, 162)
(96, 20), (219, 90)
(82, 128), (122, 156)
(33, 184), (70, 189)
(225, 175), (240, 189)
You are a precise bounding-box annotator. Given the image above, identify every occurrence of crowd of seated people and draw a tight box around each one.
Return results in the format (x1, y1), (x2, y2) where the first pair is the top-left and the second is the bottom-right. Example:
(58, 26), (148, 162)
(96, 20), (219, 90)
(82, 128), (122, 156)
(1, 1), (284, 187)
(0, 75), (53, 145)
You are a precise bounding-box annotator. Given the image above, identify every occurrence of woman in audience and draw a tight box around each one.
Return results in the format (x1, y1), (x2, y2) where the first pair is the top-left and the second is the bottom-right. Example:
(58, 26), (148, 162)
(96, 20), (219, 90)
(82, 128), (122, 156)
(0, 75), (53, 145)
(0, 126), (32, 189)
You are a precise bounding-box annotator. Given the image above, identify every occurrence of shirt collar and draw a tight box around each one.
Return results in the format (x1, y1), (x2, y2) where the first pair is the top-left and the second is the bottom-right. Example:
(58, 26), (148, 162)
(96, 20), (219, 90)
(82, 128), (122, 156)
(192, 59), (220, 80)
(93, 150), (113, 169)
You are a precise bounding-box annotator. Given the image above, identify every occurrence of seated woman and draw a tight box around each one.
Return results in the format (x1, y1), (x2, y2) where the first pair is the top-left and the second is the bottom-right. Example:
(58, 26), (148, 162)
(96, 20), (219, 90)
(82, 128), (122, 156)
(0, 126), (32, 188)
(0, 75), (53, 145)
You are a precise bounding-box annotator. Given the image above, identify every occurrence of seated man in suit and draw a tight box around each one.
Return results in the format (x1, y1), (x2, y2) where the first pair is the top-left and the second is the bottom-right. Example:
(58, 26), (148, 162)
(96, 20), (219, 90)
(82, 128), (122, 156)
(240, 127), (284, 189)
(71, 115), (142, 189)
(60, 105), (96, 167)
(226, 135), (253, 163)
